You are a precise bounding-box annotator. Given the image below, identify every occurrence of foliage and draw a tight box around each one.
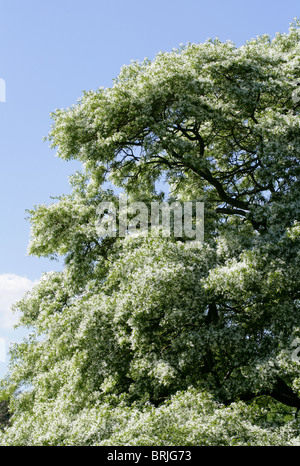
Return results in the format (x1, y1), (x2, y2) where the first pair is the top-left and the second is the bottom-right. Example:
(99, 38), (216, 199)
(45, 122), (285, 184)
(1, 20), (300, 445)
(0, 400), (11, 431)
(1, 388), (299, 446)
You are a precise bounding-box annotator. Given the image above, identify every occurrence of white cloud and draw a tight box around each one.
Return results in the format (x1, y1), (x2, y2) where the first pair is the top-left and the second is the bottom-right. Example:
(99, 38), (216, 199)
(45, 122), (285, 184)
(0, 274), (37, 329)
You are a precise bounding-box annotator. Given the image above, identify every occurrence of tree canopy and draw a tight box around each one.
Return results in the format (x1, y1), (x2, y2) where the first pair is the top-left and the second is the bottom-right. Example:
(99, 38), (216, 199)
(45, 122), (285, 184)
(1, 21), (300, 445)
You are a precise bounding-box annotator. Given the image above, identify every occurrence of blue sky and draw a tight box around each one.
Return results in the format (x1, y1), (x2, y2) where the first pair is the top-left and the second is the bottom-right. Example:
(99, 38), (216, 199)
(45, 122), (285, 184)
(0, 0), (299, 377)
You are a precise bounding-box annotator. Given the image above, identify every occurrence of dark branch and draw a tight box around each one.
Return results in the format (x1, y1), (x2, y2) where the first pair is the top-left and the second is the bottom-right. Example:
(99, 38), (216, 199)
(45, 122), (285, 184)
(216, 207), (248, 217)
(269, 378), (300, 410)
(228, 377), (300, 410)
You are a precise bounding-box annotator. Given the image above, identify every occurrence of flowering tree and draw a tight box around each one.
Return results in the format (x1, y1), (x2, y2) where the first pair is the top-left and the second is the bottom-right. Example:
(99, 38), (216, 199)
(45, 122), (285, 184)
(1, 21), (300, 445)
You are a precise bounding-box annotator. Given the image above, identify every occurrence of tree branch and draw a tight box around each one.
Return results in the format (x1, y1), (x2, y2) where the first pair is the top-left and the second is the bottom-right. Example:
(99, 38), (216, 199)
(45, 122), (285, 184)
(228, 377), (300, 410)
(269, 377), (300, 410)
(216, 207), (248, 217)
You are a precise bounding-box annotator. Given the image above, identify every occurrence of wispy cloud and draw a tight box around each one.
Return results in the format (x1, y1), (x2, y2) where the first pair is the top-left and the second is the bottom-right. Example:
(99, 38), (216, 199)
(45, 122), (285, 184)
(0, 274), (36, 329)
